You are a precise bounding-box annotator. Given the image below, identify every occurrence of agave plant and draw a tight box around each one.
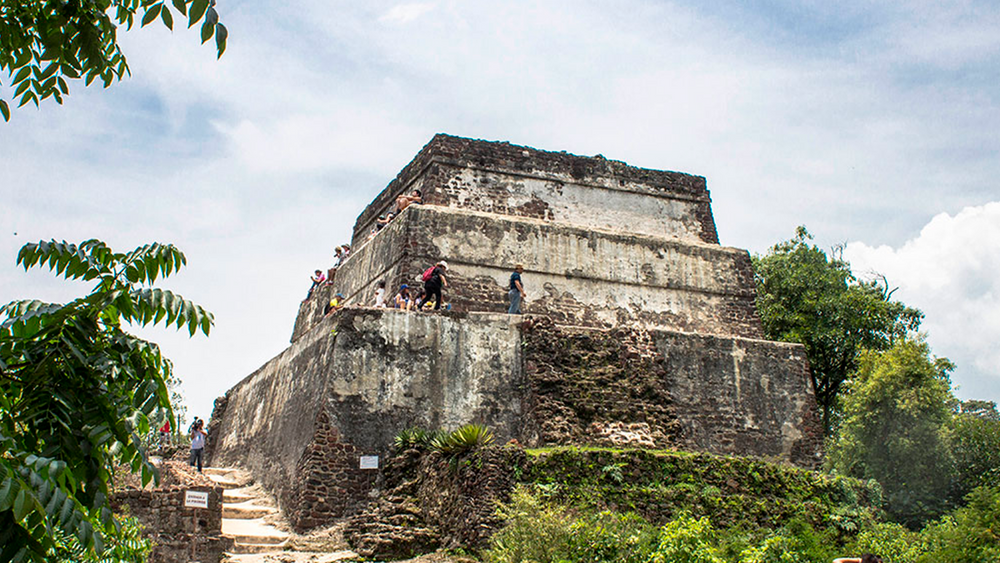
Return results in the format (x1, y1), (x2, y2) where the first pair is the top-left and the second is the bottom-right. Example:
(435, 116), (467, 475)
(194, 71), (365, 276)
(430, 424), (495, 455)
(393, 427), (429, 451)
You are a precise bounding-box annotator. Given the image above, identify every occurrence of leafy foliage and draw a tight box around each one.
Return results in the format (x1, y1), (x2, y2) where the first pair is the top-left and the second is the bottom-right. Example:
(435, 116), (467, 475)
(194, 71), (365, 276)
(920, 485), (1000, 562)
(752, 226), (923, 432)
(651, 514), (726, 563)
(949, 400), (1000, 500)
(485, 487), (660, 563)
(738, 519), (837, 563)
(827, 337), (956, 528)
(393, 427), (430, 451)
(394, 424), (495, 455)
(430, 424), (495, 455)
(847, 521), (927, 563)
(0, 239), (212, 562)
(0, 0), (227, 120)
(49, 515), (151, 563)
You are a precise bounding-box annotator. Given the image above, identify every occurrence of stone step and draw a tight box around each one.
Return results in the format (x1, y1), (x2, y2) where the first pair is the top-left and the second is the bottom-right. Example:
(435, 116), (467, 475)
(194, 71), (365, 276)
(207, 473), (252, 490)
(228, 539), (289, 554)
(223, 500), (277, 519)
(224, 550), (360, 562)
(222, 517), (290, 545)
(223, 487), (258, 502)
(202, 467), (240, 477)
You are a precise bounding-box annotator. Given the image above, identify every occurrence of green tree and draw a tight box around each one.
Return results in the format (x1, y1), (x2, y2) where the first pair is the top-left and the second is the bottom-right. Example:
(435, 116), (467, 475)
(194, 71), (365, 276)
(752, 227), (923, 432)
(0, 239), (212, 562)
(949, 400), (1000, 501)
(827, 337), (956, 528)
(0, 0), (227, 121)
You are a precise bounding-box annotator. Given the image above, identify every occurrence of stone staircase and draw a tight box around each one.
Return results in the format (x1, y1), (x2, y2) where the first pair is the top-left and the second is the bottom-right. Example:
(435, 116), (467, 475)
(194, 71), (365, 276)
(202, 467), (358, 563)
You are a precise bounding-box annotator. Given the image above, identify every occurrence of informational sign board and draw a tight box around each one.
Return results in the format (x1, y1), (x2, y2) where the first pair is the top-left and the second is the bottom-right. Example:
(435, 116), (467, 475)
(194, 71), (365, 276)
(184, 490), (210, 509)
(359, 455), (379, 470)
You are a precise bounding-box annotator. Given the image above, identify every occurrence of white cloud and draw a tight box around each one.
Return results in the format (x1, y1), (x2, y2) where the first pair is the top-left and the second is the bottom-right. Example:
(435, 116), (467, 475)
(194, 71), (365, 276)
(844, 202), (1000, 400)
(379, 3), (437, 24)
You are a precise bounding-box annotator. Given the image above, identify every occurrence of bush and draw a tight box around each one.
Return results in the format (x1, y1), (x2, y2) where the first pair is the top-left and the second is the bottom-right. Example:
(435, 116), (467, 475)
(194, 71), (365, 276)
(486, 487), (659, 563)
(949, 403), (1000, 500)
(565, 511), (660, 563)
(651, 514), (726, 563)
(920, 485), (1000, 563)
(739, 519), (837, 563)
(847, 521), (926, 563)
(485, 487), (575, 563)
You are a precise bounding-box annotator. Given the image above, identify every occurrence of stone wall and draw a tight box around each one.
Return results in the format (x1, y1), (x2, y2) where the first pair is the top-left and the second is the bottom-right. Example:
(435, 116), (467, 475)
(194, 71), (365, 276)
(293, 205), (762, 342)
(520, 318), (822, 468)
(215, 308), (821, 531)
(112, 463), (231, 563)
(352, 134), (718, 245)
(212, 308), (527, 529)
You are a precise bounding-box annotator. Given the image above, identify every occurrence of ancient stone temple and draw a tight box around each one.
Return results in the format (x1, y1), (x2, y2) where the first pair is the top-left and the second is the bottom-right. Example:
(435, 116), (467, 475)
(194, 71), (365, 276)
(207, 134), (823, 530)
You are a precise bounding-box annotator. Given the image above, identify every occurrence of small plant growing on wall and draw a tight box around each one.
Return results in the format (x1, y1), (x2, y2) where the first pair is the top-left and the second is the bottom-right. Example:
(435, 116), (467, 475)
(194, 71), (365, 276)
(431, 424), (495, 455)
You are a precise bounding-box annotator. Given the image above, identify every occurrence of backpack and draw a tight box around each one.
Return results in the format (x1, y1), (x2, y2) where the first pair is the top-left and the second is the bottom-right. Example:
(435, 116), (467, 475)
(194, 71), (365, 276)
(422, 266), (435, 282)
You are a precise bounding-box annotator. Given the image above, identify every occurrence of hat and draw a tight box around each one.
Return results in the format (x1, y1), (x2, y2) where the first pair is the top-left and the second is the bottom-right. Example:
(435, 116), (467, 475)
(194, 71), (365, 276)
(335, 293), (345, 298)
(400, 284), (409, 289)
(437, 261), (448, 269)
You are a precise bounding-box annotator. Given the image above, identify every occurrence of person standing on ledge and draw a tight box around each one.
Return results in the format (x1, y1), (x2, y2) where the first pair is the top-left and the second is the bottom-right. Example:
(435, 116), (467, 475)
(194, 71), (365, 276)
(508, 264), (525, 314)
(420, 261), (448, 310)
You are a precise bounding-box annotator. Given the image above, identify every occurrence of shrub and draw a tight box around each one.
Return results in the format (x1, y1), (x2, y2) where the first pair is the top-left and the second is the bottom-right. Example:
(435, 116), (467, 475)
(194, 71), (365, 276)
(484, 487), (574, 563)
(739, 519), (837, 563)
(651, 514), (726, 563)
(565, 511), (660, 563)
(920, 485), (1000, 563)
(847, 521), (926, 563)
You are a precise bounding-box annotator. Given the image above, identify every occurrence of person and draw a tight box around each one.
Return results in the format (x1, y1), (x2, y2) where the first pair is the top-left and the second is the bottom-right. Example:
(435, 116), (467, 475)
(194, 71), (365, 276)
(395, 189), (422, 213)
(508, 263), (525, 314)
(374, 280), (387, 308)
(375, 214), (391, 231)
(305, 269), (325, 300)
(159, 419), (171, 445)
(419, 261), (448, 310)
(325, 293), (345, 315)
(189, 419), (207, 473)
(394, 284), (412, 310)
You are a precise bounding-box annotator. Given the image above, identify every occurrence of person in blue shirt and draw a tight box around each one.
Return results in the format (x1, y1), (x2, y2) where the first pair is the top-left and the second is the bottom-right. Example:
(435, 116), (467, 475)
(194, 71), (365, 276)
(508, 264), (525, 314)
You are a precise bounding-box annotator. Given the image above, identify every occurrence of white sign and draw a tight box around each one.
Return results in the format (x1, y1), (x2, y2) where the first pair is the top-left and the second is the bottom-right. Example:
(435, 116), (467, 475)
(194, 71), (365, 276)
(359, 455), (379, 470)
(184, 490), (210, 509)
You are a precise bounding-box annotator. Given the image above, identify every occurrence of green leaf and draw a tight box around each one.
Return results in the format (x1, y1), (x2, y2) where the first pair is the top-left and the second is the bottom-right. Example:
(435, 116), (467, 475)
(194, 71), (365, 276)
(189, 0), (209, 27)
(12, 66), (31, 85)
(0, 476), (15, 511)
(200, 19), (214, 43)
(161, 6), (174, 30)
(172, 0), (188, 16)
(0, 100), (9, 122)
(141, 3), (163, 27)
(215, 23), (228, 57)
(13, 487), (30, 520)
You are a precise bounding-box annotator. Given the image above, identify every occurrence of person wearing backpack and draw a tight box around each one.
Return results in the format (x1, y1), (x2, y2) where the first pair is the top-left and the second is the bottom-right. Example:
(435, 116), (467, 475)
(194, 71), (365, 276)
(419, 261), (448, 310)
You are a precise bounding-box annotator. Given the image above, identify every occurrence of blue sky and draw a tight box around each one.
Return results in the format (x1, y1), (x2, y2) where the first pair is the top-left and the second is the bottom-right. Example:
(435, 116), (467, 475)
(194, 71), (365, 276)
(2, 0), (998, 419)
